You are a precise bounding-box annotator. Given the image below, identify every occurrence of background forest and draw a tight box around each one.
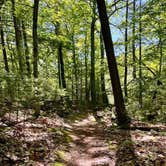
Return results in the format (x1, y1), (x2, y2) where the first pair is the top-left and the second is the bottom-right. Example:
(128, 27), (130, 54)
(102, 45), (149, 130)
(0, 0), (165, 122)
(0, 0), (166, 165)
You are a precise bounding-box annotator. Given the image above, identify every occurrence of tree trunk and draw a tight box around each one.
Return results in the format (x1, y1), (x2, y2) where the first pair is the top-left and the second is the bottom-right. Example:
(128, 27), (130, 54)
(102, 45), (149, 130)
(58, 43), (66, 89)
(72, 33), (78, 100)
(132, 0), (136, 79)
(158, 36), (163, 77)
(72, 74), (74, 101)
(139, 0), (143, 108)
(80, 61), (83, 104)
(54, 23), (66, 89)
(84, 32), (89, 103)
(124, 0), (129, 101)
(32, 0), (40, 118)
(96, 0), (130, 127)
(11, 0), (24, 77)
(54, 24), (62, 88)
(90, 15), (96, 105)
(0, 16), (9, 73)
(33, 0), (39, 78)
(100, 31), (108, 105)
(22, 21), (31, 77)
(58, 51), (62, 88)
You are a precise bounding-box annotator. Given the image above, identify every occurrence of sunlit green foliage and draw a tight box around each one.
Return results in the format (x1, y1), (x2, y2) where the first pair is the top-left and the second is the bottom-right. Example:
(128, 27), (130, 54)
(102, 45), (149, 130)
(0, 0), (165, 122)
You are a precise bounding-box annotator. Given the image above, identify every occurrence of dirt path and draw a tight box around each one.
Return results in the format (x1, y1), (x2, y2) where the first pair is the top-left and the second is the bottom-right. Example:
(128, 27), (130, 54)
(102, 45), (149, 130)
(1, 112), (166, 165)
(63, 115), (115, 166)
(58, 114), (166, 166)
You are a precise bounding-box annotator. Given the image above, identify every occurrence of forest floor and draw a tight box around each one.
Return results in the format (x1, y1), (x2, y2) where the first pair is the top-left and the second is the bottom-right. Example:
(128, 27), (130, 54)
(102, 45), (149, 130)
(0, 109), (166, 166)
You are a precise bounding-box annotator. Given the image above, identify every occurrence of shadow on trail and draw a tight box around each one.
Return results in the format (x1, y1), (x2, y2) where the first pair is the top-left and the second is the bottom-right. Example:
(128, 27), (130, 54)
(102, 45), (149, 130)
(63, 116), (115, 166)
(59, 113), (166, 166)
(114, 129), (138, 166)
(62, 113), (139, 166)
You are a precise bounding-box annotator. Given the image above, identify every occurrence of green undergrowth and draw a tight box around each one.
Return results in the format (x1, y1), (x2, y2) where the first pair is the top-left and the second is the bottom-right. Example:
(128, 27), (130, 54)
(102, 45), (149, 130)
(49, 127), (72, 145)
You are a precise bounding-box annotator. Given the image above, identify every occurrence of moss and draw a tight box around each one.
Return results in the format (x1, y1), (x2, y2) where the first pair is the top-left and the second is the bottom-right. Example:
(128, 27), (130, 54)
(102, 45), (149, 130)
(65, 135), (72, 143)
(122, 140), (134, 147)
(109, 144), (117, 150)
(159, 131), (166, 136)
(56, 150), (66, 160)
(53, 162), (65, 166)
(108, 141), (117, 150)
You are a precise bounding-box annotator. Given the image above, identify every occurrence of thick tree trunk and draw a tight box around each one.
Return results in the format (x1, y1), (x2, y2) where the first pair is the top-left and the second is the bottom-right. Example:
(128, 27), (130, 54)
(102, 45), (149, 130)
(124, 0), (129, 101)
(33, 0), (39, 78)
(11, 0), (24, 77)
(22, 21), (31, 77)
(96, 0), (130, 127)
(100, 31), (108, 105)
(32, 0), (40, 118)
(0, 16), (9, 73)
(55, 23), (66, 89)
(54, 24), (62, 88)
(132, 0), (136, 79)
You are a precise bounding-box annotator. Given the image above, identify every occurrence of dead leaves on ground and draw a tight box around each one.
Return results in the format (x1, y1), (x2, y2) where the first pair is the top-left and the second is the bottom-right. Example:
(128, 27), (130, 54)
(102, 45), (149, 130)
(0, 112), (71, 165)
(0, 111), (166, 166)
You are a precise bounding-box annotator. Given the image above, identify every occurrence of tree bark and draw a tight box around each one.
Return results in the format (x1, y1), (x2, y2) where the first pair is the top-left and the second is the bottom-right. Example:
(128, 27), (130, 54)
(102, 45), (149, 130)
(58, 43), (66, 89)
(90, 12), (96, 105)
(96, 0), (130, 127)
(58, 50), (62, 88)
(33, 0), (39, 78)
(22, 21), (31, 77)
(132, 0), (136, 79)
(0, 16), (9, 73)
(84, 32), (89, 103)
(158, 36), (163, 77)
(72, 33), (78, 100)
(55, 23), (66, 89)
(100, 31), (108, 105)
(11, 0), (24, 77)
(54, 24), (62, 88)
(80, 61), (83, 104)
(139, 0), (143, 108)
(124, 0), (129, 101)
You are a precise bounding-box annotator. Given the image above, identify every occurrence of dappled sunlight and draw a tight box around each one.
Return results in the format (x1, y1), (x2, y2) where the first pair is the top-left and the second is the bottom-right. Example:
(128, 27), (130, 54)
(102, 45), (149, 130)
(0, 0), (166, 165)
(61, 115), (116, 166)
(0, 110), (166, 165)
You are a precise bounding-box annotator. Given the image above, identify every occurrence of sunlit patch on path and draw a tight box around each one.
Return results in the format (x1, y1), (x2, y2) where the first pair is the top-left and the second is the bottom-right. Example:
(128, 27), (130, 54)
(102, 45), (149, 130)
(62, 114), (116, 166)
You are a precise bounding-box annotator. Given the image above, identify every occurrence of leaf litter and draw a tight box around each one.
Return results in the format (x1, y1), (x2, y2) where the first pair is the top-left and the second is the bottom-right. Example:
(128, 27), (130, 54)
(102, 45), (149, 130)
(0, 110), (166, 166)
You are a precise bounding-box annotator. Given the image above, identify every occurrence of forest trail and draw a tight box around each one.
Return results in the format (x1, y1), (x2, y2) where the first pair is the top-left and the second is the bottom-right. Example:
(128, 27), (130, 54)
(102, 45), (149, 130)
(1, 111), (166, 165)
(63, 115), (115, 166)
(57, 113), (166, 166)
